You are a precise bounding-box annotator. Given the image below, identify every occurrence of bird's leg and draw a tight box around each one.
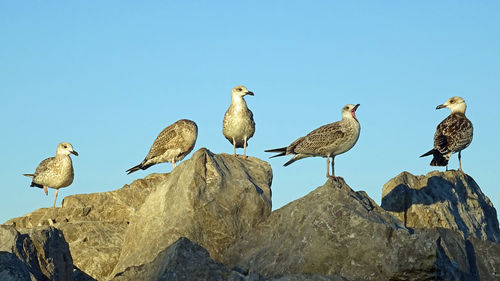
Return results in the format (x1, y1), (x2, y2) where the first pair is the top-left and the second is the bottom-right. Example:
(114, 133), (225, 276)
(458, 151), (464, 174)
(326, 157), (330, 178)
(43, 186), (48, 196)
(52, 189), (59, 208)
(243, 136), (248, 159)
(331, 156), (335, 177)
(232, 138), (237, 156)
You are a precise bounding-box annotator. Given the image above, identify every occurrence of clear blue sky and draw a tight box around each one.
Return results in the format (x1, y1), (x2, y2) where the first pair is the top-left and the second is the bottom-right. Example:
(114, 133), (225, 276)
(1, 1), (499, 223)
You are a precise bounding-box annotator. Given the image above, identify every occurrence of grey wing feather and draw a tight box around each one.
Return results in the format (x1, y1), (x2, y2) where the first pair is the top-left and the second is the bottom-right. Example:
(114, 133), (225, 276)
(145, 126), (179, 160)
(292, 122), (344, 154)
(33, 157), (56, 176)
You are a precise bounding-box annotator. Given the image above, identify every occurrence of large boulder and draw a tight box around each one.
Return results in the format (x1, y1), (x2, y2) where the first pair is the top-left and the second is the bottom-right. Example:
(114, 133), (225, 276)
(5, 173), (166, 280)
(112, 237), (265, 281)
(0, 225), (73, 281)
(381, 170), (500, 242)
(111, 148), (272, 277)
(224, 178), (499, 281)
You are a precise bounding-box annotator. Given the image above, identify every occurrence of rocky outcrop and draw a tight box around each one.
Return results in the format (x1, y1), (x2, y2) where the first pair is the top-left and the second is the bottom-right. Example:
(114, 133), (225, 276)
(224, 178), (500, 281)
(6, 172), (164, 280)
(113, 236), (353, 281)
(4, 148), (272, 281)
(113, 237), (266, 281)
(0, 225), (73, 281)
(111, 148), (272, 277)
(381, 170), (500, 242)
(3, 150), (500, 281)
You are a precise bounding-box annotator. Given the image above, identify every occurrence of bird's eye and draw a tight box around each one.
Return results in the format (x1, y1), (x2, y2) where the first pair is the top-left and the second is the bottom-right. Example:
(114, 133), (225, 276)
(237, 88), (242, 91)
(344, 107), (348, 110)
(63, 145), (67, 148)
(450, 99), (455, 103)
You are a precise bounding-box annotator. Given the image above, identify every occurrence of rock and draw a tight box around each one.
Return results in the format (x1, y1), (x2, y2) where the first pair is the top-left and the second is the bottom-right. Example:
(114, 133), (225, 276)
(111, 148), (272, 277)
(0, 225), (73, 281)
(467, 237), (500, 281)
(113, 237), (270, 281)
(268, 275), (359, 281)
(5, 173), (165, 280)
(112, 237), (231, 281)
(224, 178), (500, 281)
(381, 170), (500, 242)
(0, 252), (32, 281)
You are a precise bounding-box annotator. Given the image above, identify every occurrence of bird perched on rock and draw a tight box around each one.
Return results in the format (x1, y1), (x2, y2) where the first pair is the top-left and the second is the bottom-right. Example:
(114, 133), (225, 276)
(127, 119), (198, 174)
(266, 104), (360, 179)
(421, 96), (473, 173)
(24, 142), (78, 208)
(222, 85), (255, 158)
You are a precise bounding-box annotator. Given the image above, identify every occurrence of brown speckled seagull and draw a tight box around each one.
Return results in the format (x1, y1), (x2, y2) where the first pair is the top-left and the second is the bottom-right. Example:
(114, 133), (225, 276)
(223, 85), (255, 158)
(266, 104), (360, 179)
(126, 119), (198, 174)
(24, 142), (78, 208)
(421, 96), (473, 173)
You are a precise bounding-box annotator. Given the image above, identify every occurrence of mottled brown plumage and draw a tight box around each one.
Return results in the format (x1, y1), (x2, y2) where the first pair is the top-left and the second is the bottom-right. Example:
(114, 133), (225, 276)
(127, 119), (198, 174)
(24, 142), (78, 208)
(421, 97), (473, 172)
(266, 104), (360, 178)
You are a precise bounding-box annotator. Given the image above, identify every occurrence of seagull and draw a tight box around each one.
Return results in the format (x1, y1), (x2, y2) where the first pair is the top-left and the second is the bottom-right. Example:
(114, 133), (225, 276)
(222, 85), (255, 158)
(24, 142), (78, 208)
(266, 104), (360, 179)
(420, 96), (473, 173)
(126, 119), (198, 174)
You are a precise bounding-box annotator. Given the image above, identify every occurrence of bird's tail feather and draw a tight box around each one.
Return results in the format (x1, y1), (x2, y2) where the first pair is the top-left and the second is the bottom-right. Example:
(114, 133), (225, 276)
(126, 164), (143, 174)
(265, 147), (287, 158)
(420, 149), (434, 158)
(284, 154), (309, 167)
(420, 149), (449, 166)
(126, 161), (154, 174)
(23, 173), (35, 178)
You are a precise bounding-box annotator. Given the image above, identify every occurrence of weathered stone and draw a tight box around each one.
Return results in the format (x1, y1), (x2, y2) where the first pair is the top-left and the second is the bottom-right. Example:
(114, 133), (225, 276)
(0, 252), (32, 281)
(112, 237), (231, 281)
(224, 178), (499, 281)
(0, 225), (73, 281)
(467, 237), (500, 281)
(381, 170), (500, 242)
(23, 226), (74, 280)
(112, 148), (272, 277)
(268, 274), (359, 281)
(5, 173), (165, 280)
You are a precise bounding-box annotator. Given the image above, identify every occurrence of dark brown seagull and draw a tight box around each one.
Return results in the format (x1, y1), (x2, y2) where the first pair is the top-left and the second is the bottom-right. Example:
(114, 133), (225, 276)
(420, 96), (473, 173)
(266, 104), (360, 179)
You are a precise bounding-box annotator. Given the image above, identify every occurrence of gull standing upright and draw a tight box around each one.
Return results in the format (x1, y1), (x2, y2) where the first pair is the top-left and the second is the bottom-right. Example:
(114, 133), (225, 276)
(222, 85), (255, 158)
(266, 104), (360, 179)
(420, 96), (473, 173)
(24, 142), (78, 208)
(126, 119), (198, 174)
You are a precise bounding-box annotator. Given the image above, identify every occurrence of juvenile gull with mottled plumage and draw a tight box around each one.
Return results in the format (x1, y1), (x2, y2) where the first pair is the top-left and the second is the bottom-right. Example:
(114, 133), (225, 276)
(24, 142), (78, 208)
(266, 104), (360, 179)
(222, 85), (255, 158)
(127, 119), (198, 174)
(421, 96), (473, 173)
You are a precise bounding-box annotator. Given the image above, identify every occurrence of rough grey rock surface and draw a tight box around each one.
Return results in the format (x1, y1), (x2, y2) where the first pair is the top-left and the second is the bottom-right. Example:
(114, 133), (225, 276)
(0, 225), (73, 281)
(224, 178), (499, 281)
(112, 237), (246, 281)
(6, 173), (165, 280)
(381, 170), (500, 242)
(111, 148), (272, 277)
(467, 237), (500, 280)
(114, 237), (359, 281)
